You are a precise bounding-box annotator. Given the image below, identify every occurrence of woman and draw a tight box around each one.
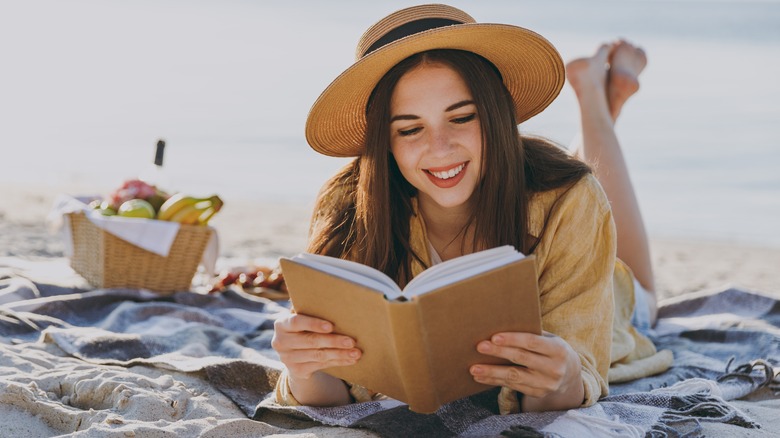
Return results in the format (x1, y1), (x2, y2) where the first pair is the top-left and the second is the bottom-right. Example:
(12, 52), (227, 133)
(272, 4), (672, 414)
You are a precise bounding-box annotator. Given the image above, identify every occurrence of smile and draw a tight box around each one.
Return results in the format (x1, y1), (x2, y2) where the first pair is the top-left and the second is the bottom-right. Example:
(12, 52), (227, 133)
(425, 162), (466, 180)
(423, 161), (469, 189)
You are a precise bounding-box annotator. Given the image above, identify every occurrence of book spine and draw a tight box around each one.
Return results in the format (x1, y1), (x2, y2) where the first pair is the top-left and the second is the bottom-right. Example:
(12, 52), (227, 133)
(387, 301), (440, 414)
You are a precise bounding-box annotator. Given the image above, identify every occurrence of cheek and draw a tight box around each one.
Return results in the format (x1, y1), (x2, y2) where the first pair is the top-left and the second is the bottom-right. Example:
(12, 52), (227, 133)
(390, 144), (418, 176)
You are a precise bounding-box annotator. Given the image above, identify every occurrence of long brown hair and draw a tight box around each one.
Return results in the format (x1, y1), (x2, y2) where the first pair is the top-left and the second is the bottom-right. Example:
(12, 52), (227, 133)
(308, 49), (591, 286)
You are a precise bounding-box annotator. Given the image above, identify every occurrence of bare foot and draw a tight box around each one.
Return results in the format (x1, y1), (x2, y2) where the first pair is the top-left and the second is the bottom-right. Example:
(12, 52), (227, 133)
(565, 42), (613, 101)
(565, 43), (614, 158)
(607, 40), (647, 120)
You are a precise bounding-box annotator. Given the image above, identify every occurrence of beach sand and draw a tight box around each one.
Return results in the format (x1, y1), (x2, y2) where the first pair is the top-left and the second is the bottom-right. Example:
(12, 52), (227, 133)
(3, 183), (778, 300)
(1, 183), (779, 436)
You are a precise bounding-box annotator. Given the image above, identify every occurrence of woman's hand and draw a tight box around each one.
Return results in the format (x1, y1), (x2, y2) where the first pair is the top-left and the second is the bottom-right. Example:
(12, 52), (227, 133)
(470, 331), (584, 412)
(272, 313), (362, 379)
(272, 313), (362, 406)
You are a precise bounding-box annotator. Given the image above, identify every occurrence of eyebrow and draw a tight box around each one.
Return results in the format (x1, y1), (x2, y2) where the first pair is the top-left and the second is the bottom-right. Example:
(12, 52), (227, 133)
(389, 99), (475, 123)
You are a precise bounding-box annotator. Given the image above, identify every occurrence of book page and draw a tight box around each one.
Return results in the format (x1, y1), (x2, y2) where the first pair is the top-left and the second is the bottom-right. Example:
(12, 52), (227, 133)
(403, 245), (524, 297)
(290, 246), (525, 301)
(290, 253), (404, 300)
(410, 256), (541, 409)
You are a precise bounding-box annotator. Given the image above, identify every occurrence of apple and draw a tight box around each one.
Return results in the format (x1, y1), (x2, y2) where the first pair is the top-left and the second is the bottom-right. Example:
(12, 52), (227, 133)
(117, 199), (156, 219)
(93, 200), (117, 215)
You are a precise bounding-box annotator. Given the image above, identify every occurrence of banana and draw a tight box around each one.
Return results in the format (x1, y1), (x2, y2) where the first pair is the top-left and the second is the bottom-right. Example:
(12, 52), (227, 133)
(197, 196), (224, 225)
(170, 204), (203, 225)
(159, 194), (224, 225)
(158, 194), (210, 221)
(197, 207), (219, 225)
(158, 194), (195, 221)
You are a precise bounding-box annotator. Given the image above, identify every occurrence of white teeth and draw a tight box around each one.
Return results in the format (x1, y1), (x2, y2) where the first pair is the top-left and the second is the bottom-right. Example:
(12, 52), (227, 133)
(430, 163), (465, 180)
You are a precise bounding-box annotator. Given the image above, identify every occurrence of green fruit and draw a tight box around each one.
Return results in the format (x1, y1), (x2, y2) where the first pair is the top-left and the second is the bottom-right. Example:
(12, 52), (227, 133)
(145, 194), (167, 213)
(117, 199), (156, 219)
(93, 200), (116, 215)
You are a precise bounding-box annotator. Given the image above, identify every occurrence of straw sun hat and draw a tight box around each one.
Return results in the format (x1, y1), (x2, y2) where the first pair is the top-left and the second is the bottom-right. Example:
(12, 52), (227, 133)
(305, 3), (565, 157)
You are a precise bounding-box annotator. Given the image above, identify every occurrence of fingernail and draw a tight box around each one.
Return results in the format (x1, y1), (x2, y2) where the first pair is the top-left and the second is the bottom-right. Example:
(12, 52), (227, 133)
(471, 366), (483, 375)
(342, 338), (353, 348)
(321, 322), (332, 331)
(477, 342), (491, 353)
(349, 350), (360, 359)
(492, 335), (504, 345)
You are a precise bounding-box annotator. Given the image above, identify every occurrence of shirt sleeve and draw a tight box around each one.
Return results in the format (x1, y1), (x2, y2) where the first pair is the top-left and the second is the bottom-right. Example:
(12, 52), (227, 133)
(274, 368), (381, 406)
(504, 175), (616, 411)
(274, 368), (302, 406)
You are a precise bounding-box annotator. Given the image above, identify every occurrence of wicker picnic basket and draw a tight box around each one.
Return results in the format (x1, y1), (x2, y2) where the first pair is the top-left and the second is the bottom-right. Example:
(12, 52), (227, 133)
(67, 212), (213, 293)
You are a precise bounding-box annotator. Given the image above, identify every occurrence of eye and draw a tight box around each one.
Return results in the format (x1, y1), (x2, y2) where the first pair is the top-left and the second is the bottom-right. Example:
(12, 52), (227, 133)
(452, 113), (476, 124)
(398, 127), (422, 137)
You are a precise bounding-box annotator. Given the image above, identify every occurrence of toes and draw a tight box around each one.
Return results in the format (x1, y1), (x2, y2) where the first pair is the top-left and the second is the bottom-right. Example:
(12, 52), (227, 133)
(609, 39), (648, 76)
(595, 43), (613, 63)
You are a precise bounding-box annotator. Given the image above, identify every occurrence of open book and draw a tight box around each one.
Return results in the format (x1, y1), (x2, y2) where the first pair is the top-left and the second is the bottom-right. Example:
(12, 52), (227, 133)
(279, 246), (542, 414)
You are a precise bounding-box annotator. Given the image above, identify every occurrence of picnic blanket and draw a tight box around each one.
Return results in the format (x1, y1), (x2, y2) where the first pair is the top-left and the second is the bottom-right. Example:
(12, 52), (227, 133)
(1, 257), (778, 437)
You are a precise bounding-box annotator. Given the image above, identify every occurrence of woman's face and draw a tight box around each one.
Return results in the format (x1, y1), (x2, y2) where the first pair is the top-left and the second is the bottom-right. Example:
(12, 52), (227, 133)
(389, 62), (482, 212)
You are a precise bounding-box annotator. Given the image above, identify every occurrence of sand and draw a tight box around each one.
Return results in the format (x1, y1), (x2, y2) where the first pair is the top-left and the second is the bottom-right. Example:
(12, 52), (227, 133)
(1, 182), (779, 437)
(0, 342), (374, 438)
(2, 183), (778, 299)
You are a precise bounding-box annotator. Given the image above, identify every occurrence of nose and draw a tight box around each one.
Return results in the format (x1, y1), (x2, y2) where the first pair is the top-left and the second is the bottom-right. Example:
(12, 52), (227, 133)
(427, 125), (453, 156)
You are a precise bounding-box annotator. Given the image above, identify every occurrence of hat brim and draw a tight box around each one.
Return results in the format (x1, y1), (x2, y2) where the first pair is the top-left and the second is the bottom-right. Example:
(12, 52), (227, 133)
(306, 23), (565, 157)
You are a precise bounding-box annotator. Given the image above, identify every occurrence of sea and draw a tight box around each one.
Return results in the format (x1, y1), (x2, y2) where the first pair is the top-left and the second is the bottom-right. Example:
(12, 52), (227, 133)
(1, 0), (778, 247)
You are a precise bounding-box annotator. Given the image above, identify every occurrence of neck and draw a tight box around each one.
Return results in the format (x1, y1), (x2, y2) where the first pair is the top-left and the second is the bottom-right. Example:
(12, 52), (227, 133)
(418, 195), (475, 260)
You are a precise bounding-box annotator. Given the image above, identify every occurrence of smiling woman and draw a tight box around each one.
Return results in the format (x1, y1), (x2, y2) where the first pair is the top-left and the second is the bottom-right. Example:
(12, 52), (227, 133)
(271, 3), (672, 415)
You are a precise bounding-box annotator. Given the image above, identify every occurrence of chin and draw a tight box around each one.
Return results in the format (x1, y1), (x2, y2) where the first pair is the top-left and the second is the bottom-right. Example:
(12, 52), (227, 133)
(427, 192), (474, 210)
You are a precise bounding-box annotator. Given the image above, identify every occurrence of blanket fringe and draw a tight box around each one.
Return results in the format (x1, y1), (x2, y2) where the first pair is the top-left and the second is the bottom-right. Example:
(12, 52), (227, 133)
(648, 392), (761, 437)
(0, 308), (41, 331)
(718, 357), (780, 397)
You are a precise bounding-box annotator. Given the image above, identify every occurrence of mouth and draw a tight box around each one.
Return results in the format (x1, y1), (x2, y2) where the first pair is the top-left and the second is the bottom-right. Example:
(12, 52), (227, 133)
(425, 162), (467, 180)
(423, 161), (468, 188)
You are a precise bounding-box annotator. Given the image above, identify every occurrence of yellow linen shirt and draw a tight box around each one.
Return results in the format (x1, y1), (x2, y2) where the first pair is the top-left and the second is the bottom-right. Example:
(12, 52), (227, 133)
(275, 174), (672, 413)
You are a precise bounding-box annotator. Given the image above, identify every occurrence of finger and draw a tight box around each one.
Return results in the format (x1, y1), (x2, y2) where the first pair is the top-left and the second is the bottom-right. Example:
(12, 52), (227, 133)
(280, 331), (357, 351)
(288, 359), (355, 380)
(469, 364), (531, 388)
(476, 340), (545, 370)
(469, 364), (550, 397)
(282, 347), (362, 368)
(276, 313), (336, 334)
(488, 332), (563, 357)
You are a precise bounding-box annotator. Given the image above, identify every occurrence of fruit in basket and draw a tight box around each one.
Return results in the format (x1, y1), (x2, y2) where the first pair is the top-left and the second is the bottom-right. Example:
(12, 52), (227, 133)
(89, 200), (117, 216)
(97, 206), (117, 216)
(158, 193), (224, 225)
(145, 193), (168, 213)
(117, 199), (156, 219)
(108, 179), (170, 212)
(158, 194), (207, 220)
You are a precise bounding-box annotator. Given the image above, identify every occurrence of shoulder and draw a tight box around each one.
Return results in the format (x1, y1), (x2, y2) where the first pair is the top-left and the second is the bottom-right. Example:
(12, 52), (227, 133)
(528, 174), (611, 237)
